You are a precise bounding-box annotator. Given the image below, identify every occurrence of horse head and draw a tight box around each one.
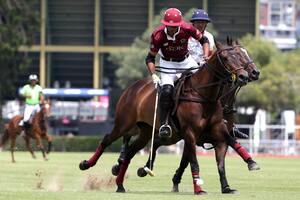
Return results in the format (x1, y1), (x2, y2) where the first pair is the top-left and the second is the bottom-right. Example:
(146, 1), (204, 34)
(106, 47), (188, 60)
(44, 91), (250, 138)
(226, 37), (260, 81)
(39, 100), (51, 119)
(214, 40), (249, 86)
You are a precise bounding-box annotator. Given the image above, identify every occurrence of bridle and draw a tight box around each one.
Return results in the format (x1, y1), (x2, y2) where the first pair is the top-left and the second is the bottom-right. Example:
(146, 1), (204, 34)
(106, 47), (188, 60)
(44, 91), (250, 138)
(232, 45), (255, 71)
(184, 45), (249, 103)
(215, 46), (245, 76)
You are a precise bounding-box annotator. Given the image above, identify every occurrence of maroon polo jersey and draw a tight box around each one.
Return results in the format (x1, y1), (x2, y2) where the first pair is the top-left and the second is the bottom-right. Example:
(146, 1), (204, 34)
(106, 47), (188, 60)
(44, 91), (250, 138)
(150, 22), (202, 59)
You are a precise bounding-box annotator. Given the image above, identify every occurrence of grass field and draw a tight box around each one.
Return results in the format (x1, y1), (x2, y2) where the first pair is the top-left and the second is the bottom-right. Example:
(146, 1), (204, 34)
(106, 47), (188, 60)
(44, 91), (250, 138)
(0, 152), (300, 200)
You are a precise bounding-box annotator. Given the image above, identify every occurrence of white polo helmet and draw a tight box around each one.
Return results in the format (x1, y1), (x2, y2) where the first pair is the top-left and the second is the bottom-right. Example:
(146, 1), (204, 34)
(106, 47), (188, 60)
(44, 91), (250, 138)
(29, 74), (38, 81)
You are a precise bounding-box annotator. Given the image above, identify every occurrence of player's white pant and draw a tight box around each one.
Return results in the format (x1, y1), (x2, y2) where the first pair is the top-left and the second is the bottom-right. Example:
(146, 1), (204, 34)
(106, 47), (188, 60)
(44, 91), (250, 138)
(19, 104), (40, 126)
(159, 55), (199, 86)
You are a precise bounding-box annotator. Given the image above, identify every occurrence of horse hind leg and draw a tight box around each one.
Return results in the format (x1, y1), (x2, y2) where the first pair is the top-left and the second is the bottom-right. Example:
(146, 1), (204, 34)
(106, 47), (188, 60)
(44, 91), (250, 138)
(137, 125), (181, 178)
(0, 125), (10, 151)
(137, 135), (164, 178)
(115, 126), (152, 193)
(112, 136), (132, 176)
(79, 119), (136, 171)
(215, 142), (238, 194)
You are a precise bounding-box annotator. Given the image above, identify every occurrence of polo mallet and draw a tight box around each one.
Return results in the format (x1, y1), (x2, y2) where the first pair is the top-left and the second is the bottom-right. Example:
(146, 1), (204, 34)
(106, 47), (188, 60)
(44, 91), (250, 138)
(144, 82), (159, 177)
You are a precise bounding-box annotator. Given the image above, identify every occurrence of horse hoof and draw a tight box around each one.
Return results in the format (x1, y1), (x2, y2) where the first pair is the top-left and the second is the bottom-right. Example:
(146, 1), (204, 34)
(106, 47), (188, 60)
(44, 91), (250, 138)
(137, 167), (147, 177)
(248, 161), (260, 171)
(79, 160), (90, 170)
(222, 187), (238, 194)
(195, 190), (207, 195)
(111, 164), (120, 176)
(116, 184), (126, 193)
(171, 185), (179, 192)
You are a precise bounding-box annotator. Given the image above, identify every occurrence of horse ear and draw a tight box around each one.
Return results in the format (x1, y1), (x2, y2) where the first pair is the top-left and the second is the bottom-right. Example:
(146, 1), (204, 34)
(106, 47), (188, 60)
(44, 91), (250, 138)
(226, 36), (233, 45)
(236, 39), (241, 45)
(226, 36), (230, 45)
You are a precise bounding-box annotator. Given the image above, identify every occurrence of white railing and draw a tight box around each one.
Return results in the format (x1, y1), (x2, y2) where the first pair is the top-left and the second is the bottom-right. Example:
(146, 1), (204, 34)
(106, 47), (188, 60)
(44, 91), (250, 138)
(156, 124), (300, 156)
(235, 124), (300, 156)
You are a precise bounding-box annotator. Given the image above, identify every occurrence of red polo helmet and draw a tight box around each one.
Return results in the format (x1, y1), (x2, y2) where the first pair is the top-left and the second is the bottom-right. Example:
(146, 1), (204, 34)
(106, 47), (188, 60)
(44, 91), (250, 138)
(161, 8), (184, 26)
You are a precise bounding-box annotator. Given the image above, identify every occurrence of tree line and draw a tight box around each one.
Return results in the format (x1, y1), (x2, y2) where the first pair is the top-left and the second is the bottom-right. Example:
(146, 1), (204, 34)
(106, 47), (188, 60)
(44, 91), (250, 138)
(109, 9), (300, 115)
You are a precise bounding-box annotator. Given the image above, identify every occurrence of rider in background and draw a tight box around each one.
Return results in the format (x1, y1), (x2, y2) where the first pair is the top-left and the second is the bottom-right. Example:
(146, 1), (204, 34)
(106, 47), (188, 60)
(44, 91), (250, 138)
(188, 9), (215, 65)
(18, 74), (44, 132)
(188, 9), (248, 139)
(146, 8), (209, 139)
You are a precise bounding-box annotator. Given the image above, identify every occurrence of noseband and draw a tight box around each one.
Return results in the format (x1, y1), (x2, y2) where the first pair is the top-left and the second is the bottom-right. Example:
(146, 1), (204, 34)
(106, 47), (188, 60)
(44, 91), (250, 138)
(216, 46), (245, 75)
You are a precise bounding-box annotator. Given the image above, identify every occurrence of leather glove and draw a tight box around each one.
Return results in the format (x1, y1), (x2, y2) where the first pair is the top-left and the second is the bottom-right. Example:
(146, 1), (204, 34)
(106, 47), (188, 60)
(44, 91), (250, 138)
(151, 74), (160, 85)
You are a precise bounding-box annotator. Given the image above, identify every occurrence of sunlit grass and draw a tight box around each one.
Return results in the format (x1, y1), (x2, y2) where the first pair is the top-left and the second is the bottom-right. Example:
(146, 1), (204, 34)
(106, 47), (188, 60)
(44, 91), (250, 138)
(0, 152), (299, 200)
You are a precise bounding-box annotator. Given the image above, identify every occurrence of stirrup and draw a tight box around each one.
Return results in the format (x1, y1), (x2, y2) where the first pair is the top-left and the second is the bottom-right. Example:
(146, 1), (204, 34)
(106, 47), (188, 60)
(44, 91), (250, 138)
(159, 124), (172, 138)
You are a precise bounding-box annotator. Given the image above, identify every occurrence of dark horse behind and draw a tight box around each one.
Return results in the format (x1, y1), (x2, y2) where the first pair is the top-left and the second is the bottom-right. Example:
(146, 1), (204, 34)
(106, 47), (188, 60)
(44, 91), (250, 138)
(0, 101), (52, 162)
(79, 40), (249, 194)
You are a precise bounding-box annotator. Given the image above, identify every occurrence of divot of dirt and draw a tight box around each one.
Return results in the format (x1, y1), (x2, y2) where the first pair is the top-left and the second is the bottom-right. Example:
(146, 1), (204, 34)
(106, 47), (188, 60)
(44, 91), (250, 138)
(83, 174), (128, 191)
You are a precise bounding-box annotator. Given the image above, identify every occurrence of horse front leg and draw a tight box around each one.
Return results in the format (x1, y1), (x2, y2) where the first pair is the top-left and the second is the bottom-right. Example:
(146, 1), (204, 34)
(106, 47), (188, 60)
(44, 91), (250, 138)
(171, 144), (189, 192)
(224, 133), (260, 171)
(43, 133), (52, 154)
(35, 134), (48, 161)
(224, 113), (260, 171)
(23, 135), (36, 159)
(215, 141), (237, 194)
(10, 136), (17, 163)
(184, 128), (206, 195)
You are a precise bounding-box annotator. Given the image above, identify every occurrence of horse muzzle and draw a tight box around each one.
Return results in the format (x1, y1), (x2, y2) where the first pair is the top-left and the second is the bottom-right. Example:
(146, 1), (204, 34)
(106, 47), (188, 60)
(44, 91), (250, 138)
(250, 69), (260, 81)
(236, 73), (249, 86)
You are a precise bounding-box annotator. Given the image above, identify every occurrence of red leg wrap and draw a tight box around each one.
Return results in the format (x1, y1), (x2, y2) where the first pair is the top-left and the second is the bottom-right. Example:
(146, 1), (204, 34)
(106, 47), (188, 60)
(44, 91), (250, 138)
(116, 160), (130, 185)
(87, 144), (104, 167)
(192, 172), (203, 193)
(234, 143), (251, 162)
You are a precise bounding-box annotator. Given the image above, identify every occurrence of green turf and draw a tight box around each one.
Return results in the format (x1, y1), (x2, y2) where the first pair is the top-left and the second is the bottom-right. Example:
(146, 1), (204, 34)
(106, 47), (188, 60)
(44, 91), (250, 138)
(0, 152), (299, 200)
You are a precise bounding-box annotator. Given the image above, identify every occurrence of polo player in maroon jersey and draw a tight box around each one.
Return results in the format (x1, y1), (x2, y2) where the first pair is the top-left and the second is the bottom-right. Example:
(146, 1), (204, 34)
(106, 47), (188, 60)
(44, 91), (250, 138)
(145, 8), (210, 139)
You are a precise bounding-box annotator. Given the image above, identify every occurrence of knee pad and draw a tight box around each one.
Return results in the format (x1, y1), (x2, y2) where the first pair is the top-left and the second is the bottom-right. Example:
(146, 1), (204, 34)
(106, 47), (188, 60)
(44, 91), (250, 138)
(160, 84), (174, 101)
(160, 84), (174, 108)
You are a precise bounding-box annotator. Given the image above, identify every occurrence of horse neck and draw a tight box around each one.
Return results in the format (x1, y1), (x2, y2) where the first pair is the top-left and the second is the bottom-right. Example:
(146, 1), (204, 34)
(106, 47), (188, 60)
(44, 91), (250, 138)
(220, 83), (239, 108)
(33, 109), (45, 122)
(189, 53), (226, 100)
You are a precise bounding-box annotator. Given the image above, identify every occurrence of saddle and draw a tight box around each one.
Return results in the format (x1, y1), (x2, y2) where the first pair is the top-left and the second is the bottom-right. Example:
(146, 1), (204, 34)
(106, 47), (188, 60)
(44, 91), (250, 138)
(159, 70), (194, 134)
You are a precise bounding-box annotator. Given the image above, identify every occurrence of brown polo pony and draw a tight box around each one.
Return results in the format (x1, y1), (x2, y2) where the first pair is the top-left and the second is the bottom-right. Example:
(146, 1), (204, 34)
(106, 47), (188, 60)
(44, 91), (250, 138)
(0, 101), (52, 162)
(111, 40), (260, 194)
(79, 41), (249, 194)
(167, 40), (261, 193)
